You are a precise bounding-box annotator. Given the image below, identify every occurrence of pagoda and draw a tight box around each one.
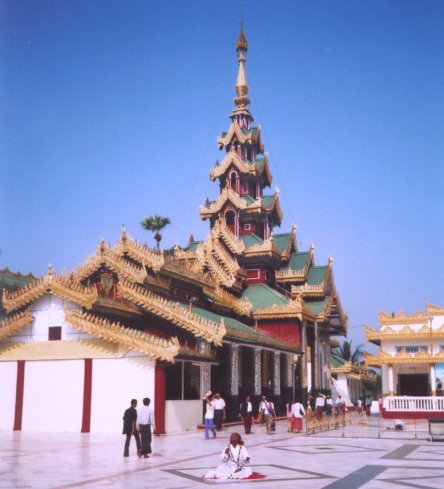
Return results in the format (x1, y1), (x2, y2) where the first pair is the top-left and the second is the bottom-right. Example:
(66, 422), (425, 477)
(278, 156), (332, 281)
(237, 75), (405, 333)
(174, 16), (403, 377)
(0, 29), (347, 435)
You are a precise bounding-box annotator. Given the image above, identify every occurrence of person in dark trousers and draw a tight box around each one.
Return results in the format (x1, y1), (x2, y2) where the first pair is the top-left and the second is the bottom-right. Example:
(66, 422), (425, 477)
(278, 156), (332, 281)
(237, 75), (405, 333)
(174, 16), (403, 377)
(122, 399), (141, 457)
(137, 397), (155, 458)
(239, 395), (254, 434)
(213, 393), (226, 431)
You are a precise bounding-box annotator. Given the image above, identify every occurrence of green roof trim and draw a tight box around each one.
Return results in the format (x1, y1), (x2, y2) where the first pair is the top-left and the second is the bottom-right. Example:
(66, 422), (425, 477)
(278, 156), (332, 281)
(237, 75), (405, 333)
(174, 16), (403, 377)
(273, 233), (292, 253)
(254, 158), (265, 171)
(186, 241), (202, 252)
(179, 304), (298, 352)
(241, 195), (256, 205)
(286, 252), (310, 271)
(305, 297), (330, 316)
(307, 266), (328, 285)
(0, 270), (34, 290)
(261, 195), (274, 209)
(241, 233), (263, 249)
(241, 284), (289, 311)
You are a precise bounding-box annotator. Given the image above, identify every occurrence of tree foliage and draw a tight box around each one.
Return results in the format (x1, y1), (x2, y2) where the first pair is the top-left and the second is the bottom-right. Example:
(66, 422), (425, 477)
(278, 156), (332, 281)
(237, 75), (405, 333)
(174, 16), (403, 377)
(140, 215), (171, 251)
(333, 340), (364, 365)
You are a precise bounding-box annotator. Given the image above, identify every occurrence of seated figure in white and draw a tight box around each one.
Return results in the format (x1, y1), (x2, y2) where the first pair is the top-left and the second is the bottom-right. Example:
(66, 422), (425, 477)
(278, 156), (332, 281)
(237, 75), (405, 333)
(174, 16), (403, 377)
(204, 432), (252, 480)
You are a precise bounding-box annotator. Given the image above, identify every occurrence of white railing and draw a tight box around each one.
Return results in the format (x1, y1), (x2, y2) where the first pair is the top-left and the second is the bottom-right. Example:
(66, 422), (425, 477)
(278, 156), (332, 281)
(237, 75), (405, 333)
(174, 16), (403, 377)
(385, 396), (444, 412)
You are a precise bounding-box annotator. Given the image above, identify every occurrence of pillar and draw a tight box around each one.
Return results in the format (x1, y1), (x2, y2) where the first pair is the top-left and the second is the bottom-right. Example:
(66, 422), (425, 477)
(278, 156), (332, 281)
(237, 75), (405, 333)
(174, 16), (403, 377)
(430, 363), (436, 396)
(13, 360), (25, 431)
(313, 320), (319, 390)
(272, 352), (281, 395)
(388, 364), (394, 396)
(201, 363), (211, 397)
(81, 358), (93, 433)
(253, 347), (262, 396)
(229, 344), (239, 396)
(154, 363), (166, 434)
(300, 320), (308, 390)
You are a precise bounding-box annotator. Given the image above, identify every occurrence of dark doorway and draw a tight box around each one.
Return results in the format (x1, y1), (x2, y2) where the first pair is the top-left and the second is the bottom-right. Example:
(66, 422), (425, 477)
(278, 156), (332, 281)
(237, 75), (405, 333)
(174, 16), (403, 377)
(398, 374), (429, 396)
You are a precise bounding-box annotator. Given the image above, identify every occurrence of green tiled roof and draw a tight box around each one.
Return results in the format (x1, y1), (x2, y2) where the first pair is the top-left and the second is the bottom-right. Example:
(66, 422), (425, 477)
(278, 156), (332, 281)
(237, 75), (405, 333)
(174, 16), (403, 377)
(241, 127), (258, 136)
(186, 241), (201, 252)
(241, 284), (289, 311)
(254, 158), (265, 171)
(307, 266), (328, 285)
(273, 233), (292, 253)
(286, 252), (310, 271)
(305, 297), (329, 316)
(241, 195), (257, 205)
(179, 304), (297, 352)
(0, 270), (34, 290)
(241, 233), (263, 249)
(261, 195), (274, 209)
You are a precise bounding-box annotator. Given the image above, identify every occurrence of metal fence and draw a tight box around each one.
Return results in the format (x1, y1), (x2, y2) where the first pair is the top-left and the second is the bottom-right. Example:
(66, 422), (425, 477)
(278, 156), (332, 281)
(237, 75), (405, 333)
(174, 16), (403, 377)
(305, 412), (435, 441)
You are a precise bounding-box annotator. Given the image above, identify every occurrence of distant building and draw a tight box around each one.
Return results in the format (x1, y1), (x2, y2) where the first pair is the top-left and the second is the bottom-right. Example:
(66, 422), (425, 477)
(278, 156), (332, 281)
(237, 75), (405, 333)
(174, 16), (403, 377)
(0, 30), (347, 433)
(365, 303), (444, 418)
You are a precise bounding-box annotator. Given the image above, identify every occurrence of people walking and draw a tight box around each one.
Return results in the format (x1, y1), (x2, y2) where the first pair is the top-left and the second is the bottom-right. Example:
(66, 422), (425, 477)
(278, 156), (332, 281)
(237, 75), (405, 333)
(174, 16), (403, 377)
(213, 393), (226, 431)
(315, 392), (326, 418)
(203, 393), (217, 440)
(365, 395), (372, 416)
(259, 395), (276, 434)
(290, 400), (306, 433)
(122, 399), (141, 457)
(239, 395), (254, 434)
(137, 397), (155, 458)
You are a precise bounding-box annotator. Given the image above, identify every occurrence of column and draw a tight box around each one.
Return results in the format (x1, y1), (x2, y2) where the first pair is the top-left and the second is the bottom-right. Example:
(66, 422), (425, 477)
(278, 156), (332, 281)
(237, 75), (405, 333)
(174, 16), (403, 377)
(201, 363), (211, 398)
(272, 352), (281, 395)
(253, 347), (262, 396)
(388, 364), (394, 396)
(284, 353), (294, 388)
(13, 360), (25, 431)
(300, 320), (308, 390)
(229, 344), (239, 396)
(430, 363), (436, 396)
(313, 321), (319, 389)
(81, 358), (93, 433)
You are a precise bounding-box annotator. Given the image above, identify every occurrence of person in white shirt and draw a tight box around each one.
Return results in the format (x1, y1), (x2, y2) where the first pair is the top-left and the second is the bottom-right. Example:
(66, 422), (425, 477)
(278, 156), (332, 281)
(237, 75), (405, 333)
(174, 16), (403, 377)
(213, 393), (226, 431)
(137, 397), (155, 458)
(239, 395), (254, 434)
(203, 432), (252, 480)
(315, 393), (326, 418)
(203, 394), (217, 440)
(290, 400), (306, 433)
(258, 395), (276, 433)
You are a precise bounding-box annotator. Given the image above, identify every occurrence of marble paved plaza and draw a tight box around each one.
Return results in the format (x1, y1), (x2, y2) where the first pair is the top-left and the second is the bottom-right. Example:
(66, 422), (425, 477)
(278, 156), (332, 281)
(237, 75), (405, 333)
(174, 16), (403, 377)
(1, 419), (443, 489)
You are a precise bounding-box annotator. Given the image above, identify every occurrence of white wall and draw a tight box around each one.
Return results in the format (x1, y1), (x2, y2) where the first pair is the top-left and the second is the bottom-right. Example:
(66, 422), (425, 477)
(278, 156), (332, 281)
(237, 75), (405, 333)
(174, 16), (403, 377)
(0, 362), (18, 430)
(165, 400), (202, 433)
(23, 360), (84, 431)
(6, 295), (93, 343)
(90, 355), (155, 433)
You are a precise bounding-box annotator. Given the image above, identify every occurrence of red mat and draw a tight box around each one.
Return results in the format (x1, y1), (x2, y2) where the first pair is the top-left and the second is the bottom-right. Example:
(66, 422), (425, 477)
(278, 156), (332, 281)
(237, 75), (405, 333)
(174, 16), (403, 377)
(245, 472), (267, 479)
(203, 472), (266, 480)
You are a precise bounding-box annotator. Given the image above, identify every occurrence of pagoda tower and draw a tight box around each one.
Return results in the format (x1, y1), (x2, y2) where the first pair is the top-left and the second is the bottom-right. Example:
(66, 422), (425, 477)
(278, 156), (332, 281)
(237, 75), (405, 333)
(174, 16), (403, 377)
(200, 29), (288, 286)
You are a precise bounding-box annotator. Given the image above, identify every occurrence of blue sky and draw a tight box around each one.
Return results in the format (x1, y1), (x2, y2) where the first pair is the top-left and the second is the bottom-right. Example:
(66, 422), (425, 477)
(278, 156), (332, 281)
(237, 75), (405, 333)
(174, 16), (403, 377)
(1, 1), (443, 348)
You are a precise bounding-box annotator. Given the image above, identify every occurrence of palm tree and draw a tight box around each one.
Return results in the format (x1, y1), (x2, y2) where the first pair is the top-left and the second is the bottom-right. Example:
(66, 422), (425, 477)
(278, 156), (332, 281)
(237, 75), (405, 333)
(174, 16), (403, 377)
(140, 215), (171, 252)
(333, 340), (364, 365)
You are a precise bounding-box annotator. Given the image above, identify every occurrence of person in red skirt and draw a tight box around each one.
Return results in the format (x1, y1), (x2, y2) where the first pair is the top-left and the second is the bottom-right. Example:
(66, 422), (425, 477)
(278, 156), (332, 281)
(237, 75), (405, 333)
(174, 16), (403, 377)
(290, 400), (306, 433)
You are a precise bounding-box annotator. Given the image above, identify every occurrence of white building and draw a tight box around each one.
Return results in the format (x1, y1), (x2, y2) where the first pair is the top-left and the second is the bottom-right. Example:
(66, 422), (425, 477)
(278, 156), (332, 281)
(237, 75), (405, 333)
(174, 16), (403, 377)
(365, 303), (444, 418)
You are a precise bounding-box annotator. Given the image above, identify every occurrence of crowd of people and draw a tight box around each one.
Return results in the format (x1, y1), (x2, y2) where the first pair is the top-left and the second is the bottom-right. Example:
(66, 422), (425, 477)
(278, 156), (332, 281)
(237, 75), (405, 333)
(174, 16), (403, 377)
(122, 391), (376, 471)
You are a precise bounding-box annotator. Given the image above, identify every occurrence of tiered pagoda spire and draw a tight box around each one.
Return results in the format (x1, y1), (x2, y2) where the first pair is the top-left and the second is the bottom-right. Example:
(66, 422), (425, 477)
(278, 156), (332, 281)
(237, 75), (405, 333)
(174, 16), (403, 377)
(200, 29), (282, 242)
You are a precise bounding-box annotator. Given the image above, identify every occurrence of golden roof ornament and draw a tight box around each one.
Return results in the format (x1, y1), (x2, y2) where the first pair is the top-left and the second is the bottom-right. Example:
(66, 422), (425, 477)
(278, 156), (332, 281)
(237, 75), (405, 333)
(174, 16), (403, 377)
(236, 29), (248, 52)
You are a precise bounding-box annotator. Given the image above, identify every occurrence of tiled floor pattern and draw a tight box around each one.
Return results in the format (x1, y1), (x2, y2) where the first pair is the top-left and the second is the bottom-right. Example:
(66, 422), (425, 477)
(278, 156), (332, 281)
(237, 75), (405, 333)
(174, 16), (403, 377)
(1, 420), (443, 488)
